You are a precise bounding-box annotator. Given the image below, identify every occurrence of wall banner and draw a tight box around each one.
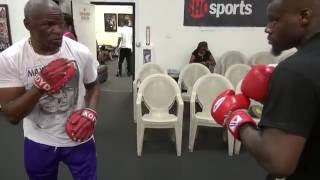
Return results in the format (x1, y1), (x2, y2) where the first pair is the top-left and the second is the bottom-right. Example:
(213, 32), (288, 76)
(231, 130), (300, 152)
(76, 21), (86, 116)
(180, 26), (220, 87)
(184, 0), (268, 27)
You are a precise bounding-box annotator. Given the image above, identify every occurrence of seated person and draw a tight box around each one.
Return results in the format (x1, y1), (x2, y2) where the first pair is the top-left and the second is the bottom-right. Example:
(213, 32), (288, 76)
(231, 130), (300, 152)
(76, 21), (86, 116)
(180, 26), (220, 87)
(98, 45), (113, 65)
(189, 41), (216, 71)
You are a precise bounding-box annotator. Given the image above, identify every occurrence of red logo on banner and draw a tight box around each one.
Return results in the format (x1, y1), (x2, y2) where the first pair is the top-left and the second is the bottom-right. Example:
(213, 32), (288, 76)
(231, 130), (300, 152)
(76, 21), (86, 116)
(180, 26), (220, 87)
(188, 0), (209, 19)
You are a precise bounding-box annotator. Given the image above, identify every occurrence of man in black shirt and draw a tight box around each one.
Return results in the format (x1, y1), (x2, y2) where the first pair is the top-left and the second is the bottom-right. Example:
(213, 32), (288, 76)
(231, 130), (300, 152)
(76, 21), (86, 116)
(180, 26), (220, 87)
(213, 0), (320, 179)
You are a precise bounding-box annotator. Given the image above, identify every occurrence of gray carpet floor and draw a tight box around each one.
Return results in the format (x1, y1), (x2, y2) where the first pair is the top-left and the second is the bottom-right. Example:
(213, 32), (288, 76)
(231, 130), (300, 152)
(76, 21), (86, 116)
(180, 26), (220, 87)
(0, 58), (268, 179)
(0, 91), (267, 180)
(99, 58), (132, 93)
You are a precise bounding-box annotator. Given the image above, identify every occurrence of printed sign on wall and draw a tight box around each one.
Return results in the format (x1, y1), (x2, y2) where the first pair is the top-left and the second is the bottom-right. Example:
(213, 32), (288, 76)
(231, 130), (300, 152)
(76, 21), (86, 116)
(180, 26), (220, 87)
(184, 0), (268, 27)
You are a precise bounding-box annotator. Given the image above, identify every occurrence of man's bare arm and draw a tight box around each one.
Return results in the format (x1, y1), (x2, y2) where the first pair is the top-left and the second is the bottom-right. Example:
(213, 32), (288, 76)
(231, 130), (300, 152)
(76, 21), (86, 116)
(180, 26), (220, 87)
(240, 125), (305, 177)
(84, 81), (100, 111)
(0, 86), (44, 124)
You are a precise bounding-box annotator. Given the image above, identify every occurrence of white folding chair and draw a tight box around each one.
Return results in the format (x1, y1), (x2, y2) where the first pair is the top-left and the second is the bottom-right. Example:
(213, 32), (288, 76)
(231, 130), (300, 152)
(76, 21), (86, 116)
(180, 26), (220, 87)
(178, 63), (210, 102)
(136, 74), (184, 156)
(248, 51), (277, 65)
(133, 63), (166, 123)
(219, 51), (247, 75)
(224, 64), (251, 89)
(188, 74), (234, 155)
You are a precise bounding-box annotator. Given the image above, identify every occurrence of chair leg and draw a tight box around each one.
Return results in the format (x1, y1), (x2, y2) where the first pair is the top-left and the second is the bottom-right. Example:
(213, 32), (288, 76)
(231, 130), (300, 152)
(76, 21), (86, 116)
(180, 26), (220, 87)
(133, 90), (137, 123)
(234, 139), (242, 155)
(137, 123), (145, 156)
(188, 119), (197, 152)
(227, 130), (234, 156)
(175, 125), (182, 156)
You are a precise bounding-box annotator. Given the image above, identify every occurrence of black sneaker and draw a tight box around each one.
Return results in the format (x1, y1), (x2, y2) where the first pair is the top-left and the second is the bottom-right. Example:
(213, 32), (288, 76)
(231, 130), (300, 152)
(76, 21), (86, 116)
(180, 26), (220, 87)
(116, 73), (122, 77)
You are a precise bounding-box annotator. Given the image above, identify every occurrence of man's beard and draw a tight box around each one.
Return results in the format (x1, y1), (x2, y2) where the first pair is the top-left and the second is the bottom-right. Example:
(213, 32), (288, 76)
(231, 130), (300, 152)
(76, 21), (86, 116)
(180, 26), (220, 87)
(271, 46), (282, 56)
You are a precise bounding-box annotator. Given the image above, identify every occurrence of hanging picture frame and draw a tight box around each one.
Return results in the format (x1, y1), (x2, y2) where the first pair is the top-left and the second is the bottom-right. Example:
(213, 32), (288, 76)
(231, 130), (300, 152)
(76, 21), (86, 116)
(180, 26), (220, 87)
(104, 13), (117, 32)
(0, 4), (12, 52)
(118, 14), (133, 27)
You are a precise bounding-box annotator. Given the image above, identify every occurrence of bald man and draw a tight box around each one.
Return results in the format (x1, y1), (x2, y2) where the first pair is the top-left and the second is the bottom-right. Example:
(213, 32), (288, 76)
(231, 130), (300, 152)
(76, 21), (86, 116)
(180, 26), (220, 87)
(0, 0), (100, 179)
(227, 0), (320, 179)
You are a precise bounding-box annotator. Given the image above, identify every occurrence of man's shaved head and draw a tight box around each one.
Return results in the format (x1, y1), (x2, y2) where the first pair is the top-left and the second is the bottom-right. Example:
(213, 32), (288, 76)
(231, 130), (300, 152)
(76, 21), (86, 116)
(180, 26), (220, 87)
(24, 0), (60, 19)
(23, 0), (64, 55)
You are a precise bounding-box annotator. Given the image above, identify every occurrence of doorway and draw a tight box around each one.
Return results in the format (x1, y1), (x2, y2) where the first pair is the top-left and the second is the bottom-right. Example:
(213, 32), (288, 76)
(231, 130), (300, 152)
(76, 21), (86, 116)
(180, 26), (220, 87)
(91, 2), (135, 93)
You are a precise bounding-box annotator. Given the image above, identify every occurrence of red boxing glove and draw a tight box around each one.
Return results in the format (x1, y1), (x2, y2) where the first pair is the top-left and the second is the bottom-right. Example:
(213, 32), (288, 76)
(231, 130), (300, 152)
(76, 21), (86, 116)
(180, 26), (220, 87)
(65, 108), (97, 142)
(225, 110), (256, 140)
(34, 58), (76, 94)
(211, 89), (250, 125)
(241, 64), (275, 103)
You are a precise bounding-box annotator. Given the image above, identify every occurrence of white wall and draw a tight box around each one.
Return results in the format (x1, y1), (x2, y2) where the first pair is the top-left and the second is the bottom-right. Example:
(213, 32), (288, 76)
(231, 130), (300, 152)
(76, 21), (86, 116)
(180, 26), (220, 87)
(95, 5), (132, 46)
(135, 0), (272, 73)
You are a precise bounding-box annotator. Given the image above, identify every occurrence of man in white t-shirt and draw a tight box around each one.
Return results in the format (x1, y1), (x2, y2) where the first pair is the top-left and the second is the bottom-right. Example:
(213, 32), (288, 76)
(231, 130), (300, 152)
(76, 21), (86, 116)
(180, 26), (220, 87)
(0, 0), (100, 179)
(116, 19), (133, 77)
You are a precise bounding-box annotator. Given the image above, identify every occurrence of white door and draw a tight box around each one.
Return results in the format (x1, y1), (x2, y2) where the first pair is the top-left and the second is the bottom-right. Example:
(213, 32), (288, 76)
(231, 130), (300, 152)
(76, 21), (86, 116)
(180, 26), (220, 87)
(72, 1), (97, 60)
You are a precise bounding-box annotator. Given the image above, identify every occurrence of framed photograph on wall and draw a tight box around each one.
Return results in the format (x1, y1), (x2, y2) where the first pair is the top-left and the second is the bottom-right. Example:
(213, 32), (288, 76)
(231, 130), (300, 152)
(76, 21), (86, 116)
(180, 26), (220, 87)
(104, 13), (117, 32)
(118, 14), (133, 27)
(0, 4), (12, 52)
(143, 49), (151, 64)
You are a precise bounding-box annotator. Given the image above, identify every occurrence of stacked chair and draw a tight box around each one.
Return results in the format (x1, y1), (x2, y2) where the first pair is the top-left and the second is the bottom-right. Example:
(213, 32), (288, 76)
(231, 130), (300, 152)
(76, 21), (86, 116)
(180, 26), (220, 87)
(136, 74), (184, 156)
(248, 51), (277, 65)
(224, 64), (251, 89)
(178, 63), (211, 102)
(188, 74), (234, 155)
(217, 50), (247, 75)
(133, 63), (166, 123)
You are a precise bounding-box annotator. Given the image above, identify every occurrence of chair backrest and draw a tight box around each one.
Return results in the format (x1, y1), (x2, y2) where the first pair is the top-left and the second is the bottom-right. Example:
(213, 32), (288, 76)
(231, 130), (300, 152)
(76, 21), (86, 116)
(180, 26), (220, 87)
(248, 51), (277, 65)
(191, 74), (234, 114)
(135, 63), (166, 84)
(219, 51), (247, 75)
(224, 64), (251, 88)
(235, 79), (243, 93)
(139, 74), (180, 115)
(178, 63), (210, 94)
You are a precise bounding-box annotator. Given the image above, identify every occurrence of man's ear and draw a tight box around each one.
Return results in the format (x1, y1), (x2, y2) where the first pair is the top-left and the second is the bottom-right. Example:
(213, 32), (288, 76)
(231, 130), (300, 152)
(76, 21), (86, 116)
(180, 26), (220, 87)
(300, 8), (312, 26)
(23, 18), (31, 31)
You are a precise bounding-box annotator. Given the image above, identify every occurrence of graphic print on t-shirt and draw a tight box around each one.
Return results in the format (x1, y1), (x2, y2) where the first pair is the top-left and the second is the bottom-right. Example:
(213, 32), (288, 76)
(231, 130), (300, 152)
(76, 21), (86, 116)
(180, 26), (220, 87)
(27, 59), (79, 114)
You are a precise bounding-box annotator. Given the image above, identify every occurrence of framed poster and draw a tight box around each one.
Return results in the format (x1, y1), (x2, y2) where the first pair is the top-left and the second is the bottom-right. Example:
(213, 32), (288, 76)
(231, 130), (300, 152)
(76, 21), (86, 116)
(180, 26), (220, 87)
(143, 49), (151, 64)
(118, 14), (133, 27)
(0, 4), (12, 52)
(104, 13), (117, 32)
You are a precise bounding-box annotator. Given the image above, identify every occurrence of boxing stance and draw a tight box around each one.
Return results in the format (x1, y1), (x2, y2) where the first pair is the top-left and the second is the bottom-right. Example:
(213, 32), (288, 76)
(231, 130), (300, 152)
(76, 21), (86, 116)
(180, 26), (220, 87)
(212, 0), (320, 179)
(0, 0), (100, 179)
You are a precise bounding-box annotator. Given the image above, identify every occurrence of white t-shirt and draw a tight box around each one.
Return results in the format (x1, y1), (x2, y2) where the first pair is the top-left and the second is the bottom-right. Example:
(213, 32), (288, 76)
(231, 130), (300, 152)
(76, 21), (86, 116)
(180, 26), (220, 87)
(119, 26), (133, 49)
(0, 37), (98, 147)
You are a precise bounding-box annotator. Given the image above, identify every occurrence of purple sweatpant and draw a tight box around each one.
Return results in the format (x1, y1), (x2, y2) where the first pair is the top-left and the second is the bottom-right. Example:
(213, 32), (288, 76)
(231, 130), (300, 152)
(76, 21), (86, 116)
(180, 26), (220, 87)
(24, 138), (97, 180)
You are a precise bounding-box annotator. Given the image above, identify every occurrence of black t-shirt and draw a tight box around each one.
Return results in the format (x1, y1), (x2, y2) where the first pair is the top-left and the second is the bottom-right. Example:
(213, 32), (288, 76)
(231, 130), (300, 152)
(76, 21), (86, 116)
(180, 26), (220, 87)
(259, 34), (320, 179)
(192, 49), (212, 63)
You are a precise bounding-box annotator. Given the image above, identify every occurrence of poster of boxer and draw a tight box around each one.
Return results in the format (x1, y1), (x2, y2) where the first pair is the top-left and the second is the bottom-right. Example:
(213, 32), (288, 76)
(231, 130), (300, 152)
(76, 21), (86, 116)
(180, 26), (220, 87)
(0, 4), (11, 52)
(104, 13), (117, 32)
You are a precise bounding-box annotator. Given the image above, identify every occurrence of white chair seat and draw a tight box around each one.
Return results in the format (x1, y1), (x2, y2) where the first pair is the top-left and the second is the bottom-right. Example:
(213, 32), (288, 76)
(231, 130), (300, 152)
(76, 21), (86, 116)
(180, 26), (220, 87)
(195, 112), (222, 128)
(142, 113), (177, 123)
